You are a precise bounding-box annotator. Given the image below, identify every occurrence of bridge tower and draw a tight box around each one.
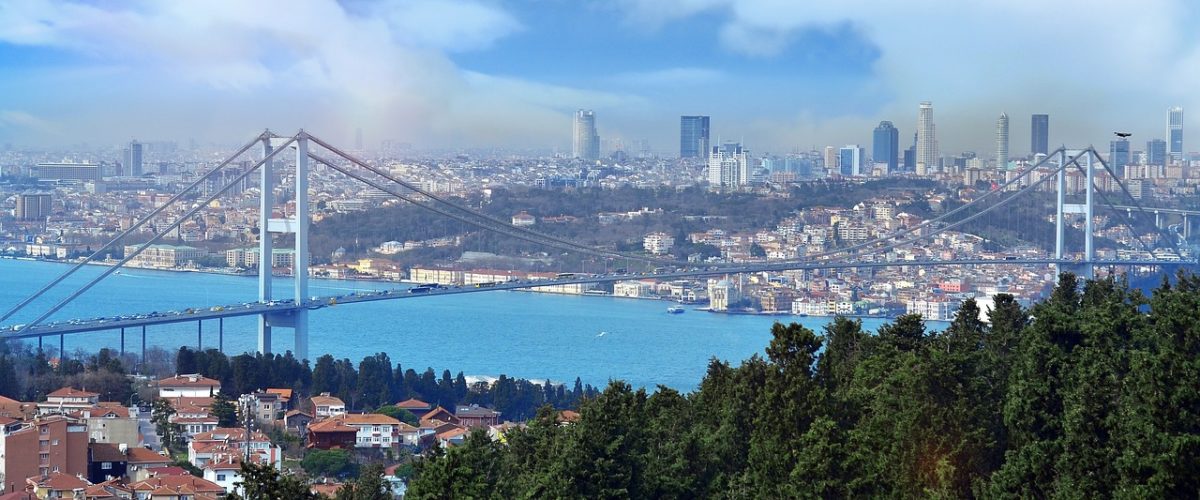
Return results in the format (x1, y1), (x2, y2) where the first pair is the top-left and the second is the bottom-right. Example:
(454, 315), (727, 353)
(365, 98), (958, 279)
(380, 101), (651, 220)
(1055, 147), (1097, 279)
(256, 131), (311, 361)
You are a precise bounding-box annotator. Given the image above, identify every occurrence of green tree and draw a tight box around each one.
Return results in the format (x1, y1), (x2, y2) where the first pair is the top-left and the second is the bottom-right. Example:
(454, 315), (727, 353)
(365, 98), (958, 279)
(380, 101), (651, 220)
(229, 462), (321, 499)
(211, 393), (238, 428)
(374, 405), (419, 426)
(301, 449), (356, 478)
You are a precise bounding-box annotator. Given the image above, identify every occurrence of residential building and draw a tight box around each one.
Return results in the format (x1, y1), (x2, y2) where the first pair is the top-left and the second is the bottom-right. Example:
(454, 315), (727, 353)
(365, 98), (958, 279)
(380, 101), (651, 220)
(157, 374), (220, 398)
(680, 116), (710, 159)
(14, 193), (52, 221)
(643, 232), (674, 255)
(87, 442), (171, 483)
(455, 405), (501, 428)
(127, 474), (225, 500)
(707, 143), (749, 188)
(188, 428), (281, 470)
(510, 212), (536, 227)
(1031, 114), (1049, 155)
(309, 393), (346, 418)
(906, 298), (960, 321)
(0, 415), (88, 494)
(83, 403), (138, 445)
(238, 391), (283, 425)
(872, 121), (899, 174)
(307, 414), (404, 452)
(37, 387), (99, 415)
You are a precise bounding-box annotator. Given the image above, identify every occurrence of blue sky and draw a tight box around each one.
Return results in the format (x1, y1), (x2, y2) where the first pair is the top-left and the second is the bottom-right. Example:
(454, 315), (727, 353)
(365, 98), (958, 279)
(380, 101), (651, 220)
(0, 0), (1198, 154)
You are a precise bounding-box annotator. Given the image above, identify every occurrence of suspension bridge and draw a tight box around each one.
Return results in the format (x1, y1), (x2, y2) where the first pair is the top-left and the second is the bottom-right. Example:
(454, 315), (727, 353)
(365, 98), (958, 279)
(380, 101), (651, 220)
(1, 130), (1194, 362)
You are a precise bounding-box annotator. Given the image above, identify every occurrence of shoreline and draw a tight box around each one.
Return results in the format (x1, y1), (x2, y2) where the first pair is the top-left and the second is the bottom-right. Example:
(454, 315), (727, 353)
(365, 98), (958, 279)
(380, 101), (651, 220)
(6, 255), (899, 320)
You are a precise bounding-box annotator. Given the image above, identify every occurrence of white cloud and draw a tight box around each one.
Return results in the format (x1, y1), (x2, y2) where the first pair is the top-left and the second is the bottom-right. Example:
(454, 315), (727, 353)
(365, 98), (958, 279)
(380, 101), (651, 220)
(610, 67), (725, 86)
(0, 110), (57, 134)
(0, 0), (596, 147)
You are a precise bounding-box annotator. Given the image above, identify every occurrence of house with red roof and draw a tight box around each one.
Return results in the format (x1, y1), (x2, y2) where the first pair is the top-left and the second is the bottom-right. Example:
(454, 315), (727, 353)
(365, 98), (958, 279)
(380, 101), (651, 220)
(157, 374), (221, 398)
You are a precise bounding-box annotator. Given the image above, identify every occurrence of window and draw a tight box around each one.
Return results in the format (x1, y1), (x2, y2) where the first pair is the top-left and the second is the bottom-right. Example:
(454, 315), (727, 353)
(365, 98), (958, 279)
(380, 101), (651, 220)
(217, 474), (226, 481)
(52, 466), (59, 473)
(40, 452), (49, 463)
(52, 439), (59, 446)
(40, 426), (49, 435)
(101, 462), (112, 470)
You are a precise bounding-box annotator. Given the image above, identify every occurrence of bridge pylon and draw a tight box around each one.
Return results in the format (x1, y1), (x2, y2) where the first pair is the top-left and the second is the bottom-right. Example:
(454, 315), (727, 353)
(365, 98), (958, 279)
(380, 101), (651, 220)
(256, 131), (311, 361)
(1055, 147), (1098, 280)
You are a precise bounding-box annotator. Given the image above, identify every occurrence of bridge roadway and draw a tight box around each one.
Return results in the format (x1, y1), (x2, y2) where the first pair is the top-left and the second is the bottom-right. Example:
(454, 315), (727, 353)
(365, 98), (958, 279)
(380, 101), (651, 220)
(0, 257), (1187, 341)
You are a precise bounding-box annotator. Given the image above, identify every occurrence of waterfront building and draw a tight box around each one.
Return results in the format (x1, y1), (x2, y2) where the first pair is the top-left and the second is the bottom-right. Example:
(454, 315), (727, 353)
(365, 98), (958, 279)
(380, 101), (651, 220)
(916, 102), (937, 174)
(680, 116), (710, 159)
(872, 121), (899, 174)
(572, 110), (600, 161)
(124, 244), (208, 269)
(1031, 114), (1049, 155)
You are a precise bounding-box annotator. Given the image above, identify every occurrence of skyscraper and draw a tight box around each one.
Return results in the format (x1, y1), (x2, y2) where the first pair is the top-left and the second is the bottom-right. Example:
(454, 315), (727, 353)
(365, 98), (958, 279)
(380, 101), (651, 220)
(1031, 114), (1049, 156)
(995, 113), (1009, 170)
(123, 140), (143, 176)
(838, 145), (864, 176)
(679, 116), (710, 159)
(916, 102), (937, 174)
(1146, 139), (1167, 166)
(572, 110), (600, 161)
(708, 143), (749, 188)
(823, 146), (838, 174)
(1110, 138), (1130, 178)
(872, 121), (899, 174)
(1168, 106), (1183, 163)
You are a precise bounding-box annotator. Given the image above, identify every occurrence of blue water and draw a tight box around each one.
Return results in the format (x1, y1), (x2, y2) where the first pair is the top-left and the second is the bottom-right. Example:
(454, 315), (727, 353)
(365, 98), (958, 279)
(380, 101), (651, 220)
(0, 259), (901, 390)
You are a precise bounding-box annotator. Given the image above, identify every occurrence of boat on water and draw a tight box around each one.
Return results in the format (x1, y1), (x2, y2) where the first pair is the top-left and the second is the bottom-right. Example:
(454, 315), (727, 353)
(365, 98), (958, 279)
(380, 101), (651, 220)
(667, 306), (685, 314)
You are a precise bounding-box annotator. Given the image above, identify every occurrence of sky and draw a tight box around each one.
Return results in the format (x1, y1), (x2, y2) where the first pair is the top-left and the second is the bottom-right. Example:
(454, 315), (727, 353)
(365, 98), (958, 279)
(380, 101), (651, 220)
(0, 0), (1198, 155)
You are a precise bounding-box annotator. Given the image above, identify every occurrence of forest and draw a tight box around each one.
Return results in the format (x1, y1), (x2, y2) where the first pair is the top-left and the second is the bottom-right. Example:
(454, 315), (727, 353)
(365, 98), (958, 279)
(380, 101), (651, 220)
(175, 348), (598, 421)
(406, 272), (1200, 498)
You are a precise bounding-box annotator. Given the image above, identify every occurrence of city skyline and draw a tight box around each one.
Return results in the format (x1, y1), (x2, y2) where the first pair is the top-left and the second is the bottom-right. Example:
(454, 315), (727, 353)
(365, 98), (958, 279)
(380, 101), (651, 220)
(0, 1), (1198, 154)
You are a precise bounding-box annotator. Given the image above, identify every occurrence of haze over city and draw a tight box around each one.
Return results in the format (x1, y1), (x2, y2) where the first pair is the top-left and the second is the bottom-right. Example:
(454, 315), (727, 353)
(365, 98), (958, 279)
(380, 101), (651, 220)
(2, 0), (1199, 152)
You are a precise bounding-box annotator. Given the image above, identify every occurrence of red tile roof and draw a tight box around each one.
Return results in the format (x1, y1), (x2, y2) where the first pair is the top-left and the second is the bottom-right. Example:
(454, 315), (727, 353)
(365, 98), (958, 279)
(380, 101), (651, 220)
(158, 374), (221, 388)
(395, 398), (430, 409)
(47, 387), (99, 398)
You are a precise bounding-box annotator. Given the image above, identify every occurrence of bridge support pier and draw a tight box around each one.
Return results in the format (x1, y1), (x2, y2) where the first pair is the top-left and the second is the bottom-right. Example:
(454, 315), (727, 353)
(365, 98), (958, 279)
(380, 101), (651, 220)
(59, 334), (64, 359)
(258, 134), (274, 355)
(197, 320), (202, 350)
(120, 327), (125, 357)
(141, 326), (146, 373)
(219, 318), (224, 353)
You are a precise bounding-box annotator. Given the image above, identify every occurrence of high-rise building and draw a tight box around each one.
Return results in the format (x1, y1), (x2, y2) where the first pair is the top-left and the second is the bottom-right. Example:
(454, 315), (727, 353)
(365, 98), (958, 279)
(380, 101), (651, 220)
(838, 145), (864, 176)
(1146, 139), (1167, 166)
(14, 192), (52, 221)
(872, 121), (899, 174)
(1168, 106), (1183, 163)
(823, 146), (837, 174)
(916, 102), (937, 174)
(995, 113), (1009, 169)
(707, 143), (749, 188)
(123, 140), (143, 176)
(572, 110), (600, 161)
(1031, 114), (1049, 156)
(679, 116), (710, 159)
(1110, 138), (1130, 178)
